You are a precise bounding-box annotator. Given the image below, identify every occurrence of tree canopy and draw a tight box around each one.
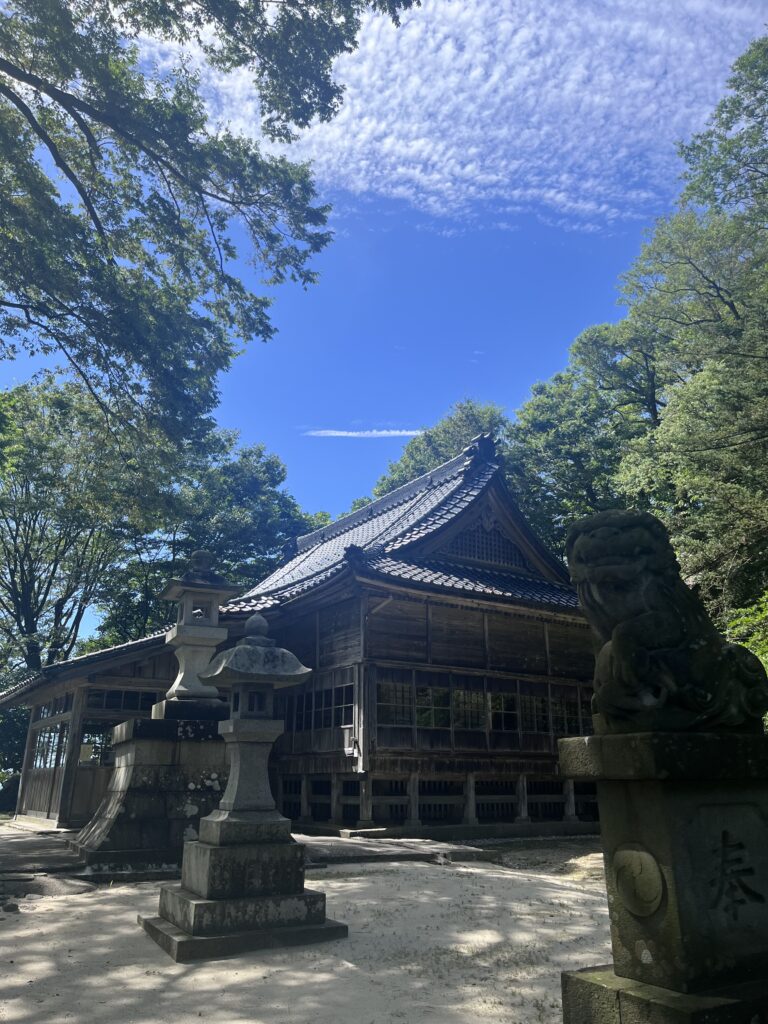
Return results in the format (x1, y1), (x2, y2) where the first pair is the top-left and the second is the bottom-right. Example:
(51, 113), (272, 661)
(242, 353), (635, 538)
(0, 377), (326, 671)
(91, 439), (330, 647)
(370, 399), (509, 498)
(0, 0), (417, 437)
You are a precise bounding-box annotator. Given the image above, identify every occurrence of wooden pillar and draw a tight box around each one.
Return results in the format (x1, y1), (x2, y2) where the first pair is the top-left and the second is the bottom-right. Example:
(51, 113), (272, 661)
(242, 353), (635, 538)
(298, 773), (312, 824)
(515, 773), (530, 823)
(15, 708), (38, 817)
(563, 778), (579, 822)
(331, 773), (343, 826)
(463, 772), (478, 826)
(57, 687), (87, 826)
(406, 771), (420, 828)
(357, 774), (374, 828)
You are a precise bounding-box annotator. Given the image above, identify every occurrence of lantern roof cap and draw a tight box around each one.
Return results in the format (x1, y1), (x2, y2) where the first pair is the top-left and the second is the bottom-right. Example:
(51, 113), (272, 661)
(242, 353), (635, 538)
(199, 613), (311, 687)
(159, 550), (240, 602)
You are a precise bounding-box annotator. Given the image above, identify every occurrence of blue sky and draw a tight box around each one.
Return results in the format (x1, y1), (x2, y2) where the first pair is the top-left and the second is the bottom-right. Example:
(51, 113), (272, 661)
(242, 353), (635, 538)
(216, 204), (644, 517)
(205, 1), (768, 519)
(4, 1), (768, 522)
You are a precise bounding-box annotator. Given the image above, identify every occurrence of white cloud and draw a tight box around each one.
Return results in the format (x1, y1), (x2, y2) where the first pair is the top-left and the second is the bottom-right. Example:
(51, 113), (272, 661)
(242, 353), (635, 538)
(142, 1), (767, 229)
(304, 428), (424, 438)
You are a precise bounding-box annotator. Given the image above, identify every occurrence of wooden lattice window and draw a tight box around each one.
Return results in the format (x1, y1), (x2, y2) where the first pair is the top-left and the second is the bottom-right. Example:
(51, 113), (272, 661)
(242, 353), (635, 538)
(442, 523), (530, 569)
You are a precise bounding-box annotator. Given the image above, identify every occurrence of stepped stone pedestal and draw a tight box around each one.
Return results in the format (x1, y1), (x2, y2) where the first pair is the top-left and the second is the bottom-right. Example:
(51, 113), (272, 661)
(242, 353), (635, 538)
(69, 717), (227, 868)
(559, 733), (768, 1023)
(139, 613), (348, 961)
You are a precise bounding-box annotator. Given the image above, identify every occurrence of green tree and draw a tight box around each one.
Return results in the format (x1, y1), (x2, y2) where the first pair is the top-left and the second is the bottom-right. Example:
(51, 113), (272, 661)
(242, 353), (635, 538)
(617, 210), (768, 615)
(729, 594), (768, 667)
(506, 366), (627, 552)
(0, 707), (28, 774)
(681, 35), (768, 219)
(0, 375), (178, 670)
(0, 0), (417, 435)
(371, 399), (510, 497)
(92, 440), (330, 645)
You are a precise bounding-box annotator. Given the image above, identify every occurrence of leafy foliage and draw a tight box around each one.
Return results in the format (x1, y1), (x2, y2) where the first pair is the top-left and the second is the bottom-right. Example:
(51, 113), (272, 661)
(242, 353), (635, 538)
(0, 376), (154, 669)
(90, 442), (330, 646)
(371, 399), (509, 498)
(0, 707), (28, 773)
(0, 0), (417, 435)
(729, 595), (768, 667)
(0, 377), (326, 666)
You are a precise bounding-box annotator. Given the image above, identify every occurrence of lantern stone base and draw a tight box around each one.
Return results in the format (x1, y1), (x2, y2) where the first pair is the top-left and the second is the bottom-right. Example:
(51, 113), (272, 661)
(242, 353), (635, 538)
(152, 699), (229, 722)
(140, 849), (349, 962)
(180, 839), (306, 899)
(141, 811), (348, 961)
(138, 911), (349, 963)
(561, 966), (768, 1023)
(158, 882), (327, 934)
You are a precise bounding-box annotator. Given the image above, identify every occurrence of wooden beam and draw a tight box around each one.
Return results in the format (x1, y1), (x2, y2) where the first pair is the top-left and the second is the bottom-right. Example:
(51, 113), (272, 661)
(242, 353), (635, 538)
(353, 575), (587, 625)
(364, 657), (587, 687)
(88, 675), (170, 688)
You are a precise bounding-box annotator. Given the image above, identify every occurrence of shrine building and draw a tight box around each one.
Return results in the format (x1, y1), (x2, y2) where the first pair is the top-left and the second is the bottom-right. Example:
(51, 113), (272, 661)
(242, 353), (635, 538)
(1, 436), (597, 834)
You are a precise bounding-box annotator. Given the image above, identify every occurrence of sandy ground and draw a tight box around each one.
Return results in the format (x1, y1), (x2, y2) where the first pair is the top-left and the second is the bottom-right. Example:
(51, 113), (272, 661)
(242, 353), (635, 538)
(0, 843), (610, 1024)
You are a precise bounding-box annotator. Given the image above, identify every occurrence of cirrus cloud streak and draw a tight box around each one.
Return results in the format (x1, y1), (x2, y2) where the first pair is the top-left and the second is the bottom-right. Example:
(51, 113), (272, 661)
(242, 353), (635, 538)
(304, 428), (424, 438)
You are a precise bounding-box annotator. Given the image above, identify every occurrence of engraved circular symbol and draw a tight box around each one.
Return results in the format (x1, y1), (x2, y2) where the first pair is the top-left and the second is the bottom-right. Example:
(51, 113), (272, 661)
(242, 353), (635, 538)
(613, 845), (665, 918)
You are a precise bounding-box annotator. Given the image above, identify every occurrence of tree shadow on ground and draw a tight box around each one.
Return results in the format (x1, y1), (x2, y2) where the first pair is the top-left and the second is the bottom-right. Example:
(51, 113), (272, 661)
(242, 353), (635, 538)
(0, 857), (611, 1024)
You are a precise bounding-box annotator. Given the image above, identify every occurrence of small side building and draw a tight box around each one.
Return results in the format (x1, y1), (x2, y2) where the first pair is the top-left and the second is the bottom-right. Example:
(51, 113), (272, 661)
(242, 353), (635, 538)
(1, 633), (173, 827)
(1, 436), (597, 834)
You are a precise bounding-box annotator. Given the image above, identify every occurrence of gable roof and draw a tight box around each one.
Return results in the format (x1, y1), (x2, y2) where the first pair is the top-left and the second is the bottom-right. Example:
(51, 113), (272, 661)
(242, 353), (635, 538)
(226, 435), (578, 615)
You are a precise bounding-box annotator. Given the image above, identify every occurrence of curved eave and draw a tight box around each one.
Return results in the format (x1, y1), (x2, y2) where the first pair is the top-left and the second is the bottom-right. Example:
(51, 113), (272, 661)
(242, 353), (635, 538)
(354, 561), (582, 617)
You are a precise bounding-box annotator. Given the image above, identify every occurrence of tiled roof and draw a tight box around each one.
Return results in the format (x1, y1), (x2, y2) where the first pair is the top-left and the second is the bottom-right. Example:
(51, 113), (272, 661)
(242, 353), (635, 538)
(224, 435), (576, 615)
(0, 628), (169, 707)
(251, 447), (483, 597)
(226, 563), (345, 613)
(363, 556), (579, 610)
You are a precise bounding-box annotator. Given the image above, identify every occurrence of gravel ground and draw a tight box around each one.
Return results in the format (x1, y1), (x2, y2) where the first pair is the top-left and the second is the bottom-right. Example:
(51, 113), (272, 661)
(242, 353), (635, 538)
(0, 842), (610, 1024)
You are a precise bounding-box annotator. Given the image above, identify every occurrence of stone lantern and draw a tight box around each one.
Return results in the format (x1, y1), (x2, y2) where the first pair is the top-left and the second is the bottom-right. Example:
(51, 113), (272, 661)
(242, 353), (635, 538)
(156, 550), (240, 717)
(196, 612), (312, 841)
(139, 613), (348, 961)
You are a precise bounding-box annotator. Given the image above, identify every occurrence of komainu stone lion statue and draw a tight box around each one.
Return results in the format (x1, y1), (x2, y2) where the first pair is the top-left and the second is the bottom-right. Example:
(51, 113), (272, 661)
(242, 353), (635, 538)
(566, 509), (768, 733)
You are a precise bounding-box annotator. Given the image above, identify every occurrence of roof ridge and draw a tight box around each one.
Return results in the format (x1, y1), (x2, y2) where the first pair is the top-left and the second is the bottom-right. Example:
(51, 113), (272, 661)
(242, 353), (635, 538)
(294, 434), (497, 554)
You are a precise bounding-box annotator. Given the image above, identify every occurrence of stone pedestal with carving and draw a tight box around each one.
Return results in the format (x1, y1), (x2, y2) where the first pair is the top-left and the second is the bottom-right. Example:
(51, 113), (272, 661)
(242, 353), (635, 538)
(69, 717), (228, 869)
(70, 552), (237, 869)
(559, 732), (768, 1022)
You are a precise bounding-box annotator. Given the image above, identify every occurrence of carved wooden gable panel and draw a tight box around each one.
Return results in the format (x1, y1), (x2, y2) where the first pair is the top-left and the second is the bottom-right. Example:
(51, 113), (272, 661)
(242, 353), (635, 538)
(435, 506), (534, 572)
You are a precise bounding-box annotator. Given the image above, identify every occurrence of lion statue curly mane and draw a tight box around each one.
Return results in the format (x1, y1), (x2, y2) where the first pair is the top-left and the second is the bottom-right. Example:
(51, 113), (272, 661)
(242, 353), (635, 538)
(565, 509), (768, 734)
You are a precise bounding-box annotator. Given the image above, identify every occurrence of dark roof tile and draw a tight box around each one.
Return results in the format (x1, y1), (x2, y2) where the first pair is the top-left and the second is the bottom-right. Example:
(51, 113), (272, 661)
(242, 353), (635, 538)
(221, 435), (577, 616)
(224, 436), (498, 613)
(365, 556), (579, 609)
